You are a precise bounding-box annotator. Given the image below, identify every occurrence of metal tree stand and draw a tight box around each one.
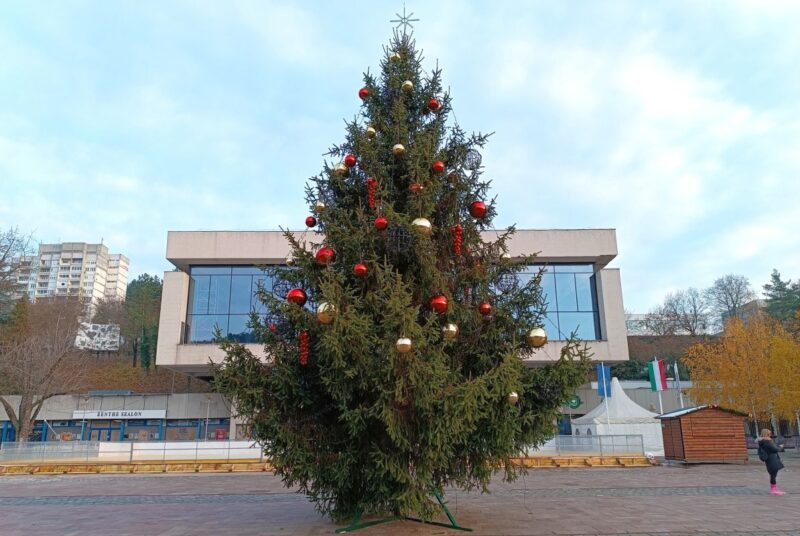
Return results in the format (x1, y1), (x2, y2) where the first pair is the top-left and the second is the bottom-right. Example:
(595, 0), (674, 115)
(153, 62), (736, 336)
(335, 490), (473, 533)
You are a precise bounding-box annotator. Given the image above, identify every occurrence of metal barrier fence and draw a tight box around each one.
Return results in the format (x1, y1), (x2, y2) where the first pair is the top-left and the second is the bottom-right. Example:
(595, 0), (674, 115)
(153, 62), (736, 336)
(0, 435), (644, 464)
(0, 440), (265, 464)
(526, 435), (645, 457)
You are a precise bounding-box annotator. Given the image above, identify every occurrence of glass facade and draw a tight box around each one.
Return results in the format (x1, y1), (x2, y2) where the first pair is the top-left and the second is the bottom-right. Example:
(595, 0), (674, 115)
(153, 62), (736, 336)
(519, 264), (601, 341)
(187, 266), (274, 343)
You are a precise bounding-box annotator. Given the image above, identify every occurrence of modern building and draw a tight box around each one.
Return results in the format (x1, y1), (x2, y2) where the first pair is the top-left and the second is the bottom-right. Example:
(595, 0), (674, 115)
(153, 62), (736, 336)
(156, 229), (629, 381)
(0, 392), (231, 444)
(12, 242), (130, 307)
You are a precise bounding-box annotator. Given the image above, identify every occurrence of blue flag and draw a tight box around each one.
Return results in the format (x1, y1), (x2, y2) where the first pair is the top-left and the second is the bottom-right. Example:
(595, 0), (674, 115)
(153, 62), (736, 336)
(597, 363), (612, 397)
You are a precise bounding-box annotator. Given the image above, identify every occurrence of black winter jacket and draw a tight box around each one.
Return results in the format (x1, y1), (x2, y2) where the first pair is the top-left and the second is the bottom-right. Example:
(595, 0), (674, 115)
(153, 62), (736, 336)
(758, 438), (784, 473)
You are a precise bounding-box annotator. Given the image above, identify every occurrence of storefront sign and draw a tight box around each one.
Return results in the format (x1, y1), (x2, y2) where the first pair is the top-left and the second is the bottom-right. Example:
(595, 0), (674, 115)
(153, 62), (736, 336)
(72, 410), (167, 420)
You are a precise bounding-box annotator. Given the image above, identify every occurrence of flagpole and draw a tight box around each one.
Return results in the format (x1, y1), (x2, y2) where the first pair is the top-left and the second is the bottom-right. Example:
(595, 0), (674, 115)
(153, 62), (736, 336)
(657, 390), (663, 414)
(674, 361), (685, 409)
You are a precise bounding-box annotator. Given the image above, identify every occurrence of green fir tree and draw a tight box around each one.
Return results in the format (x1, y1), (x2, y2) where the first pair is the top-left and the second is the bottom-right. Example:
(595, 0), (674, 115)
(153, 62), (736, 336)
(213, 30), (590, 522)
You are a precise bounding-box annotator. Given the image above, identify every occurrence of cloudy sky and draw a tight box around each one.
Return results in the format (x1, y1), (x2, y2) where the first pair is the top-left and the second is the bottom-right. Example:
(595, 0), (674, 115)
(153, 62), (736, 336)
(2, 1), (799, 312)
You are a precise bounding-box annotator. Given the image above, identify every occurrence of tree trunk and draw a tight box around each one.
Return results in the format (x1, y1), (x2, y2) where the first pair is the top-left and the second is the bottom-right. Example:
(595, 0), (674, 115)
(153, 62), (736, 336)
(16, 395), (34, 442)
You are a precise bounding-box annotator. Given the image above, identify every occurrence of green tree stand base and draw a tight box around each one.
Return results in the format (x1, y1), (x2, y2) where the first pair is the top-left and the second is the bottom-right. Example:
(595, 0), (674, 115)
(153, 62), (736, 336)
(335, 491), (473, 533)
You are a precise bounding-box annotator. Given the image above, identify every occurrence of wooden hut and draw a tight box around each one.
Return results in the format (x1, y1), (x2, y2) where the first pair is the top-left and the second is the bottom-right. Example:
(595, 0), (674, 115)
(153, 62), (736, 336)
(657, 405), (748, 463)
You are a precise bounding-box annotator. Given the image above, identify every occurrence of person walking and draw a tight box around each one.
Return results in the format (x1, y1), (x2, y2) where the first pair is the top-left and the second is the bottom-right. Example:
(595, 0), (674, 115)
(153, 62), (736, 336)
(758, 429), (786, 496)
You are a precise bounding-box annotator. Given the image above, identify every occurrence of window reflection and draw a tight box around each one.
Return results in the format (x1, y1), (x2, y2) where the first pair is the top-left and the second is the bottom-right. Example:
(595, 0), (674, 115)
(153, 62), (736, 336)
(525, 264), (601, 341)
(185, 266), (274, 344)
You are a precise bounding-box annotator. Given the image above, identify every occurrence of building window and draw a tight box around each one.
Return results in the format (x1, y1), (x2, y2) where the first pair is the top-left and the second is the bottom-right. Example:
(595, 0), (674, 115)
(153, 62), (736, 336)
(186, 266), (275, 343)
(519, 264), (601, 341)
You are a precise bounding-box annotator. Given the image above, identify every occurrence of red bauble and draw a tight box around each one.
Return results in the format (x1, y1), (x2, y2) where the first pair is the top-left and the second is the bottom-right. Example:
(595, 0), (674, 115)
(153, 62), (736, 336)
(358, 87), (369, 100)
(315, 247), (336, 265)
(469, 201), (488, 219)
(430, 295), (449, 314)
(269, 323), (277, 333)
(427, 98), (441, 112)
(305, 216), (317, 228)
(287, 288), (308, 306)
(344, 154), (357, 168)
(478, 302), (492, 316)
(353, 263), (369, 278)
(374, 216), (388, 230)
(431, 160), (445, 173)
(409, 182), (424, 193)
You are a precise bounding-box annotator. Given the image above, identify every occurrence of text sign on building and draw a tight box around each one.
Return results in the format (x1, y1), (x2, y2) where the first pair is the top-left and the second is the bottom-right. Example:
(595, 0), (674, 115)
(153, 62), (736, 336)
(72, 410), (167, 420)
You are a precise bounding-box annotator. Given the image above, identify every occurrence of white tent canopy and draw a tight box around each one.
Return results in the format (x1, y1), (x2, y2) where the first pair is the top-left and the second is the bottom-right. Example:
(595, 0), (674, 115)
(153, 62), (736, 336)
(571, 377), (664, 456)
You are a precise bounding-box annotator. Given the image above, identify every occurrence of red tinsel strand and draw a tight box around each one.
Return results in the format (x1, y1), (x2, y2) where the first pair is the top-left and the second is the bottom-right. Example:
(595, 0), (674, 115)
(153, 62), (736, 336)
(451, 224), (463, 256)
(464, 287), (470, 305)
(366, 178), (377, 210)
(299, 330), (309, 366)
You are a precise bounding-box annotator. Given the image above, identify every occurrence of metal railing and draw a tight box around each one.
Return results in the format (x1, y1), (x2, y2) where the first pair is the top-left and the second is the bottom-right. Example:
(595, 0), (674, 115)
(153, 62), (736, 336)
(526, 435), (645, 457)
(0, 440), (265, 464)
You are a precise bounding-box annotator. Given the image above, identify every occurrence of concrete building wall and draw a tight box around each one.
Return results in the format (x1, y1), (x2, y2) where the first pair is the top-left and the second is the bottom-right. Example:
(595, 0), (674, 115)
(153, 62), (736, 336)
(156, 229), (629, 377)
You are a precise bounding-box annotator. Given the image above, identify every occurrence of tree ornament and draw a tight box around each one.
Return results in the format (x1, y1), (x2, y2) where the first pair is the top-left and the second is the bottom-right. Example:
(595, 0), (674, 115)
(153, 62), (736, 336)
(401, 80), (413, 92)
(299, 330), (309, 366)
(465, 149), (482, 170)
(501, 252), (512, 260)
(374, 216), (388, 231)
(464, 287), (471, 305)
(313, 201), (326, 213)
(358, 87), (369, 100)
(353, 263), (369, 278)
(395, 337), (412, 353)
(305, 216), (317, 228)
(442, 323), (459, 340)
(287, 288), (308, 306)
(430, 295), (449, 314)
(507, 392), (519, 406)
(269, 323), (278, 333)
(366, 126), (377, 138)
(366, 178), (378, 210)
(344, 154), (357, 168)
(315, 246), (336, 266)
(334, 163), (349, 177)
(411, 218), (432, 235)
(409, 182), (424, 193)
(387, 226), (413, 254)
(469, 201), (487, 219)
(316, 302), (336, 324)
(495, 272), (518, 293)
(389, 52), (401, 63)
(392, 143), (406, 156)
(527, 327), (548, 348)
(478, 301), (492, 316)
(431, 160), (445, 173)
(427, 97), (441, 112)
(285, 254), (296, 267)
(451, 224), (463, 256)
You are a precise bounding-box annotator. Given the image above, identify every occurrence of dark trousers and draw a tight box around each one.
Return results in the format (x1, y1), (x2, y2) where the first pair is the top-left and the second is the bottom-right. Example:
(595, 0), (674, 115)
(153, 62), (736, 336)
(769, 469), (778, 485)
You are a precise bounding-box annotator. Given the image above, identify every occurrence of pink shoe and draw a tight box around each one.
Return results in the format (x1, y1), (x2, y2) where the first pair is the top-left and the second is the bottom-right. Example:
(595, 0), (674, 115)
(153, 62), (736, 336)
(770, 484), (787, 496)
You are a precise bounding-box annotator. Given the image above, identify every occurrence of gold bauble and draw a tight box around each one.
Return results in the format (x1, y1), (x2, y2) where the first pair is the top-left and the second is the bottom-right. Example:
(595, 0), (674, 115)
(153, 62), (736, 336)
(366, 126), (377, 138)
(313, 201), (327, 213)
(411, 218), (432, 235)
(285, 255), (296, 267)
(442, 323), (459, 340)
(389, 52), (401, 63)
(334, 163), (349, 177)
(527, 327), (547, 348)
(507, 391), (519, 406)
(316, 302), (336, 324)
(500, 252), (512, 260)
(395, 337), (412, 353)
(401, 80), (413, 92)
(392, 143), (406, 156)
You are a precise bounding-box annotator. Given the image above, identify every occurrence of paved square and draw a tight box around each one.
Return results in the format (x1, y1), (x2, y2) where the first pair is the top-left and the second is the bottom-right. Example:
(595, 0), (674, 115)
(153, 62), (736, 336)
(0, 453), (797, 535)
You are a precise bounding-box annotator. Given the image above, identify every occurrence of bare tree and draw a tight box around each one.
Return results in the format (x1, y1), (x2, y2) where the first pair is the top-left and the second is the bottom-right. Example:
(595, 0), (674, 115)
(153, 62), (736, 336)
(705, 274), (756, 327)
(0, 227), (34, 314)
(642, 304), (678, 336)
(663, 288), (709, 336)
(0, 298), (89, 441)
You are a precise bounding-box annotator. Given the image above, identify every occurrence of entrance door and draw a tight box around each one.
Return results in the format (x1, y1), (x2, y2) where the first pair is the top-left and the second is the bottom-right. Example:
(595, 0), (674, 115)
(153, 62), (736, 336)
(90, 429), (113, 441)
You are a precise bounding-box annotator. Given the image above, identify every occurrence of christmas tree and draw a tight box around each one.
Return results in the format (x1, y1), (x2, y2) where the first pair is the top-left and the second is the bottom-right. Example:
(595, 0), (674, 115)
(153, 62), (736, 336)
(214, 27), (590, 524)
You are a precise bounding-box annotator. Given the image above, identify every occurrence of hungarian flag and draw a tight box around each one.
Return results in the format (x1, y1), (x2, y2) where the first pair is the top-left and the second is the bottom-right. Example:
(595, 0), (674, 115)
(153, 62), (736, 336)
(648, 358), (668, 392)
